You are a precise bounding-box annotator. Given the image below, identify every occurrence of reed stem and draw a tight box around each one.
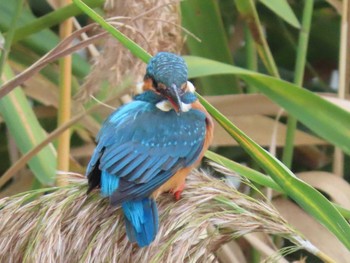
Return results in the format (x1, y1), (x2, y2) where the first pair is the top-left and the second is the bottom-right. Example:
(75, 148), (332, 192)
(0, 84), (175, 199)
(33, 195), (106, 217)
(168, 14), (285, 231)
(282, 0), (314, 168)
(57, 0), (74, 186)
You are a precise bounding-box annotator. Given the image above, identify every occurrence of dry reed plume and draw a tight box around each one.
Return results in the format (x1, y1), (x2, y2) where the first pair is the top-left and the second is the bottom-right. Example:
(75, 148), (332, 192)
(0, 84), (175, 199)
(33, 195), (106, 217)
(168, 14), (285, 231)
(79, 0), (183, 101)
(0, 169), (321, 262)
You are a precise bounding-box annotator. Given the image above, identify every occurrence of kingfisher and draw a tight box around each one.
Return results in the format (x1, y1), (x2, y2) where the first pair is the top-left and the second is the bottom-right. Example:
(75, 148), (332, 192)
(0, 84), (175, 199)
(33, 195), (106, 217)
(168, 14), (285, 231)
(86, 52), (214, 247)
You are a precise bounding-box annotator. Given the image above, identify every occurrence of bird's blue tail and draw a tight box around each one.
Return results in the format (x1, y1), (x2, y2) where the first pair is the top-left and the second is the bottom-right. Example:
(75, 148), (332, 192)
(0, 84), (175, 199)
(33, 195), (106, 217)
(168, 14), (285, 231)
(122, 198), (159, 247)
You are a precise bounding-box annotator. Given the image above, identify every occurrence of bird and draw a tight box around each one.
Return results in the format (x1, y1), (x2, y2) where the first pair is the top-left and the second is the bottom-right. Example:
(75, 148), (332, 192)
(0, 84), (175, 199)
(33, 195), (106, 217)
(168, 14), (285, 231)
(86, 52), (214, 247)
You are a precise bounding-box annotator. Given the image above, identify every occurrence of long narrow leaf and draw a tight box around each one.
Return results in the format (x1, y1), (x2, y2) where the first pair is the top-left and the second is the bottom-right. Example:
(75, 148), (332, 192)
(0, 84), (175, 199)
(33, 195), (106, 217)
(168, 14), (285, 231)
(205, 150), (350, 219)
(196, 92), (350, 250)
(181, 0), (240, 94)
(259, 0), (300, 29)
(0, 64), (56, 184)
(0, 1), (90, 78)
(186, 56), (350, 156)
(205, 151), (282, 191)
(71, 1), (350, 250)
(12, 0), (104, 43)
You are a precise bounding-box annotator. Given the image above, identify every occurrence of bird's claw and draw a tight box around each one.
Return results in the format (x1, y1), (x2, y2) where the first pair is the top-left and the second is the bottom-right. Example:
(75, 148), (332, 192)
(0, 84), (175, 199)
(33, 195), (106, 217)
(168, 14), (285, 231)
(172, 183), (185, 201)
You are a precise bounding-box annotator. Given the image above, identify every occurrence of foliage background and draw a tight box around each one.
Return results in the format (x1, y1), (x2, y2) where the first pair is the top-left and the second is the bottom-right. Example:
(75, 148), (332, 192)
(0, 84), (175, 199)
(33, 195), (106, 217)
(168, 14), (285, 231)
(0, 0), (350, 262)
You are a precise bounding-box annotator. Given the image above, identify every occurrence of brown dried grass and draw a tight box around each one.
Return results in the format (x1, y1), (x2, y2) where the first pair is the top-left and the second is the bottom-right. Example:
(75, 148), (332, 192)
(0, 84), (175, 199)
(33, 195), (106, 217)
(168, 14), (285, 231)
(79, 0), (183, 101)
(0, 1), (186, 101)
(0, 169), (315, 263)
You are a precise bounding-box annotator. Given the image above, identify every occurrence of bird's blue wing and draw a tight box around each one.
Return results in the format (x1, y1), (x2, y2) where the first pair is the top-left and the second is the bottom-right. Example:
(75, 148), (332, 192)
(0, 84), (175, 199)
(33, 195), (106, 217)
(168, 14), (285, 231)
(86, 100), (207, 204)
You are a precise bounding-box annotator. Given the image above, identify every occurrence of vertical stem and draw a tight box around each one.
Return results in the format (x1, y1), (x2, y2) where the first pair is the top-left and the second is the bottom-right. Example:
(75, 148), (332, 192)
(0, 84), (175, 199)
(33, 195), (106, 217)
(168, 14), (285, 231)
(282, 1), (314, 168)
(244, 25), (258, 93)
(235, 0), (280, 78)
(57, 0), (73, 186)
(333, 0), (350, 177)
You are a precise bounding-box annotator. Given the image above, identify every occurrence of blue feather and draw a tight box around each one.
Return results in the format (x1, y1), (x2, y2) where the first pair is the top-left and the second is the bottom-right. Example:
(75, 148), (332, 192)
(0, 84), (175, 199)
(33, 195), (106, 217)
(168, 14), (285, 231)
(122, 198), (158, 247)
(89, 97), (208, 207)
(146, 52), (187, 90)
(101, 170), (119, 196)
(133, 91), (163, 104)
(86, 144), (104, 175)
(113, 169), (176, 204)
(136, 155), (170, 183)
(161, 157), (178, 170)
(86, 53), (212, 247)
(108, 101), (147, 124)
(108, 152), (140, 174)
(118, 154), (149, 178)
(185, 144), (204, 166)
(100, 142), (132, 165)
(100, 148), (130, 171)
(181, 92), (197, 104)
(124, 156), (159, 181)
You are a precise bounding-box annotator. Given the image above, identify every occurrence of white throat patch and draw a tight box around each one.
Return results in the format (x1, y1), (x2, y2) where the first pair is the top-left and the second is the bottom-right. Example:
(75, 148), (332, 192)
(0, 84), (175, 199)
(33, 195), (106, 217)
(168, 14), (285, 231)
(135, 82), (144, 94)
(137, 80), (195, 112)
(156, 100), (192, 112)
(156, 100), (173, 112)
(186, 81), (195, 93)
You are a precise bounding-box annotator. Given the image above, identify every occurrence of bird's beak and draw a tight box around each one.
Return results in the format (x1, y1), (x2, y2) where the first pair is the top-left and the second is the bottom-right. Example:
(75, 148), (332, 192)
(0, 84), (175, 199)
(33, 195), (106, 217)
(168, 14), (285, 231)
(164, 84), (183, 113)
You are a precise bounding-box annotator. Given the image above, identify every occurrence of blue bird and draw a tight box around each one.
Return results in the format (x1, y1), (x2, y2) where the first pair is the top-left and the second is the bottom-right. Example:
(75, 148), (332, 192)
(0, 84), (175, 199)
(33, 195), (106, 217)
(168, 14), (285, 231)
(86, 52), (214, 247)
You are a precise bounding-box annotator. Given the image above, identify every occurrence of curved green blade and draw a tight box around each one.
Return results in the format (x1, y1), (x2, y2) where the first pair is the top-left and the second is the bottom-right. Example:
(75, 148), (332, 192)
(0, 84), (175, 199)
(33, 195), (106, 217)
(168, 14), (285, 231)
(205, 150), (350, 219)
(260, 0), (300, 29)
(181, 0), (240, 94)
(184, 56), (350, 249)
(185, 56), (350, 156)
(71, 1), (350, 250)
(0, 64), (56, 185)
(198, 93), (350, 250)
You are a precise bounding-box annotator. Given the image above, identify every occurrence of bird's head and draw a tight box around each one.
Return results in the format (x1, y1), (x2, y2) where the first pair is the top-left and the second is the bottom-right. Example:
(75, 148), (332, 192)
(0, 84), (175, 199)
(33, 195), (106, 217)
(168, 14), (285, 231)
(136, 52), (196, 113)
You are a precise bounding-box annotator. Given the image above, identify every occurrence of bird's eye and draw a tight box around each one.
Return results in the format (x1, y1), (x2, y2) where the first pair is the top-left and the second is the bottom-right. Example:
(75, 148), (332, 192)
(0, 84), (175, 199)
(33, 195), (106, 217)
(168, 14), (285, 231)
(155, 82), (166, 93)
(152, 79), (158, 89)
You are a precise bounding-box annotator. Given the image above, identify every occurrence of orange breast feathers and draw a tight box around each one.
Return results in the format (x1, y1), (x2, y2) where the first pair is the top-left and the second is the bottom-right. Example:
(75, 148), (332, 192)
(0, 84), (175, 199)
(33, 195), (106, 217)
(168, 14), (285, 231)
(152, 100), (214, 199)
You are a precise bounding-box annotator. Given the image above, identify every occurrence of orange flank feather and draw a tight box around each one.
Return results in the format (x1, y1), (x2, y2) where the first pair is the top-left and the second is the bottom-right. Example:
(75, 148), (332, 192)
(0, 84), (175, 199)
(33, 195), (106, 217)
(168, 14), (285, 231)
(152, 100), (214, 199)
(142, 78), (154, 91)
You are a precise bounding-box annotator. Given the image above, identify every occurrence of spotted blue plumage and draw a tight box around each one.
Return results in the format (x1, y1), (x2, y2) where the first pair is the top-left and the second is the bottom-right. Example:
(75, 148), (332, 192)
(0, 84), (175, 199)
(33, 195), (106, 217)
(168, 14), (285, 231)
(146, 52), (187, 89)
(86, 92), (206, 247)
(86, 52), (207, 247)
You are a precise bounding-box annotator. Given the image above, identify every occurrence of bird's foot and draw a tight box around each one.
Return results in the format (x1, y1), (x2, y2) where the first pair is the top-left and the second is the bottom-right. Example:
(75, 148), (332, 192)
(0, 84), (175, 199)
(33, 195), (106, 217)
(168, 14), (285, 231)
(173, 183), (185, 201)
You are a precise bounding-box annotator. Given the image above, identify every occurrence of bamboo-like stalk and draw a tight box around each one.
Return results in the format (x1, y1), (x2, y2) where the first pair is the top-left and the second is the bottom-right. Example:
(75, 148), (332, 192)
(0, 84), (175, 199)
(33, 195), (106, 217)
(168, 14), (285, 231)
(56, 0), (73, 186)
(333, 0), (350, 176)
(244, 25), (258, 93)
(282, 1), (314, 168)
